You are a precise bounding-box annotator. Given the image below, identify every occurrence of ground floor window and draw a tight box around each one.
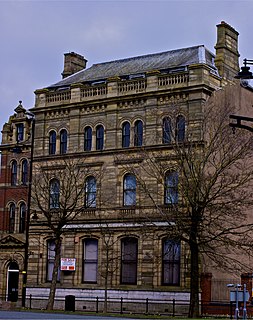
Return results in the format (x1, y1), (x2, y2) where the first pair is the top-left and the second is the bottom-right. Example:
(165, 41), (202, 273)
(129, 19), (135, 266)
(83, 238), (98, 283)
(121, 237), (138, 284)
(162, 239), (180, 285)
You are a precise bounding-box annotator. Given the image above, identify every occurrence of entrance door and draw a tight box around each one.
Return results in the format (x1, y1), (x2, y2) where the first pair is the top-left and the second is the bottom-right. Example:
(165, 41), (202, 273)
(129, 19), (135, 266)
(7, 262), (19, 302)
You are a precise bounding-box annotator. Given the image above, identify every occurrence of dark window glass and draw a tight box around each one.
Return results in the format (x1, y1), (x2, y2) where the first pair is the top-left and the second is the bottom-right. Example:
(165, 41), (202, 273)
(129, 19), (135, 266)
(16, 123), (24, 142)
(165, 172), (179, 205)
(84, 126), (92, 151)
(96, 125), (104, 150)
(162, 117), (172, 144)
(175, 115), (185, 142)
(85, 176), (96, 208)
(11, 161), (17, 186)
(123, 174), (136, 206)
(49, 131), (56, 155)
(122, 122), (130, 148)
(47, 239), (60, 282)
(83, 239), (98, 283)
(134, 120), (143, 147)
(19, 203), (26, 233)
(49, 179), (60, 209)
(21, 159), (28, 185)
(60, 129), (68, 154)
(9, 203), (15, 233)
(162, 239), (180, 285)
(121, 237), (138, 284)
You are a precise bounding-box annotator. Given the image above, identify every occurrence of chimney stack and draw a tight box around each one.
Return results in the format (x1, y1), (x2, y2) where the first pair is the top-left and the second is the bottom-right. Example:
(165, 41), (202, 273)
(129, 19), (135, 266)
(61, 52), (87, 79)
(214, 21), (240, 81)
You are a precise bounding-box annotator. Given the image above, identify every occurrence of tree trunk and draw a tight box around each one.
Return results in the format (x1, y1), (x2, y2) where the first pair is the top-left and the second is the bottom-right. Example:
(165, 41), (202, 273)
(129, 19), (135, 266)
(188, 215), (200, 318)
(46, 236), (61, 310)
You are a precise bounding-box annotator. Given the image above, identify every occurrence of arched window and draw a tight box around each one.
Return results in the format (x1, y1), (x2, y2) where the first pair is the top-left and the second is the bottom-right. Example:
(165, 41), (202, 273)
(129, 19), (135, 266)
(49, 179), (60, 209)
(123, 174), (136, 206)
(47, 239), (60, 282)
(121, 237), (138, 284)
(175, 115), (185, 142)
(11, 160), (17, 186)
(162, 239), (180, 285)
(9, 203), (15, 233)
(162, 117), (172, 144)
(164, 171), (179, 204)
(85, 176), (96, 208)
(122, 121), (130, 148)
(84, 126), (92, 151)
(134, 120), (143, 147)
(49, 130), (56, 155)
(60, 129), (68, 154)
(96, 125), (104, 150)
(19, 203), (26, 233)
(83, 238), (98, 283)
(21, 159), (28, 185)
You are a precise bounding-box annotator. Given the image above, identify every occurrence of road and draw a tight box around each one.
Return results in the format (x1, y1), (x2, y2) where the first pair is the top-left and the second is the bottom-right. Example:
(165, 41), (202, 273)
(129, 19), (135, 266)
(0, 310), (147, 320)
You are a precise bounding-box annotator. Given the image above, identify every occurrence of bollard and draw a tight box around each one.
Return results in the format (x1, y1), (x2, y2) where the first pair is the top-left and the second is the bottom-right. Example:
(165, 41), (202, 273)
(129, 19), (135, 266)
(96, 296), (98, 313)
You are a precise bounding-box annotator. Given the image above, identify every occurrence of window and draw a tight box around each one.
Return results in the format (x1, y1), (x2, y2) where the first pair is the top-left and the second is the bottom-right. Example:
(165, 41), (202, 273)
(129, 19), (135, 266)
(60, 129), (68, 154)
(9, 203), (15, 233)
(49, 131), (56, 155)
(175, 115), (185, 142)
(122, 122), (130, 148)
(84, 176), (96, 208)
(19, 203), (26, 233)
(49, 179), (60, 209)
(134, 120), (143, 147)
(123, 174), (136, 206)
(165, 171), (179, 204)
(21, 159), (28, 185)
(47, 239), (60, 282)
(96, 125), (104, 150)
(83, 238), (98, 283)
(16, 123), (24, 142)
(11, 160), (17, 186)
(162, 239), (180, 285)
(84, 126), (92, 151)
(162, 117), (172, 144)
(121, 237), (138, 284)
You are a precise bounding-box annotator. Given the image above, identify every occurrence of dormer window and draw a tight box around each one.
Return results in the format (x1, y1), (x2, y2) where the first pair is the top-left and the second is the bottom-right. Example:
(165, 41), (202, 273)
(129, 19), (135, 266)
(16, 123), (24, 142)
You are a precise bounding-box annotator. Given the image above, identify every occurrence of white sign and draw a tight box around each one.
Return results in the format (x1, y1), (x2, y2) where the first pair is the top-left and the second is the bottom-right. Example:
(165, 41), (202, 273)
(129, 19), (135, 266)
(61, 258), (76, 271)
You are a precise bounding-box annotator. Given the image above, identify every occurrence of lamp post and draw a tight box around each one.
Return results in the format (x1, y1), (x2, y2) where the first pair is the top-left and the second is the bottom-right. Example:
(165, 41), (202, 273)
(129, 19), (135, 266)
(230, 58), (253, 132)
(22, 111), (35, 308)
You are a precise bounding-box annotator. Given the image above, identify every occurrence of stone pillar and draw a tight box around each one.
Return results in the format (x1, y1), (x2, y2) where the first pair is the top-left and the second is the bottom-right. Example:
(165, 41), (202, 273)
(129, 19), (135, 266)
(201, 272), (212, 303)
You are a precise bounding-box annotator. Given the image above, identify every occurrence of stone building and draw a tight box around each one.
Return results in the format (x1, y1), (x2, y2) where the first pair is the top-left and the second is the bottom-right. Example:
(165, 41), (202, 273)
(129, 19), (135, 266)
(1, 21), (250, 313)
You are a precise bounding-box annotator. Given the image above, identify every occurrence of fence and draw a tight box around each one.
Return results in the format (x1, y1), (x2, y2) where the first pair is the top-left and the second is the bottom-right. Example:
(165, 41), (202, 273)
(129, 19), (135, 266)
(26, 294), (189, 316)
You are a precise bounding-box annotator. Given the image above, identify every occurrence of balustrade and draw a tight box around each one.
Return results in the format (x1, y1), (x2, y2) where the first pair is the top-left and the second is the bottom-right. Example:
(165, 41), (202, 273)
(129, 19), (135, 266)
(158, 73), (189, 86)
(46, 90), (71, 104)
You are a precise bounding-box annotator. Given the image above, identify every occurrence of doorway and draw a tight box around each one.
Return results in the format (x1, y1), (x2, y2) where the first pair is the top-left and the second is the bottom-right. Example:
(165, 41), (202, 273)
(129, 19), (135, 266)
(7, 261), (19, 302)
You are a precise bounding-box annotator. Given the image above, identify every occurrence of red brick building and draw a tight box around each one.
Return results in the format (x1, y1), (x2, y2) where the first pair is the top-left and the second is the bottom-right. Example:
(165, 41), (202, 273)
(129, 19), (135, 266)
(0, 101), (32, 304)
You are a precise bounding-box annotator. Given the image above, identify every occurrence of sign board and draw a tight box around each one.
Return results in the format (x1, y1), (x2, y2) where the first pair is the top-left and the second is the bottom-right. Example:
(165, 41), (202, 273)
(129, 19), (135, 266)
(61, 258), (76, 271)
(230, 291), (250, 302)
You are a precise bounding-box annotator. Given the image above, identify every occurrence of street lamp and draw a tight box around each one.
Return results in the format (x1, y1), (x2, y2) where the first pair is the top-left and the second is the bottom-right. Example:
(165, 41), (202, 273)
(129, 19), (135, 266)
(22, 111), (35, 308)
(235, 58), (253, 80)
(230, 58), (253, 133)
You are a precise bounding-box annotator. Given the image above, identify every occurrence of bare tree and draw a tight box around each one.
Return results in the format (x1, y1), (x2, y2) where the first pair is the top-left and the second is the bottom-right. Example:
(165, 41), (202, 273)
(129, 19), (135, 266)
(31, 157), (98, 310)
(117, 84), (253, 317)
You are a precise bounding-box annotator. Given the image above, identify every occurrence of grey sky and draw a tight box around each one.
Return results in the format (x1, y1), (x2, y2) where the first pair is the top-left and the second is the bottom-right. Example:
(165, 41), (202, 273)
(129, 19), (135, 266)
(1, 0), (253, 126)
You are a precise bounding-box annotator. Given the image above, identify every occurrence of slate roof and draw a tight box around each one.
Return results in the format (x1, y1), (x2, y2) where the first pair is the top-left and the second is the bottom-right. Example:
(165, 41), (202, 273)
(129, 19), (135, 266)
(48, 45), (216, 88)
